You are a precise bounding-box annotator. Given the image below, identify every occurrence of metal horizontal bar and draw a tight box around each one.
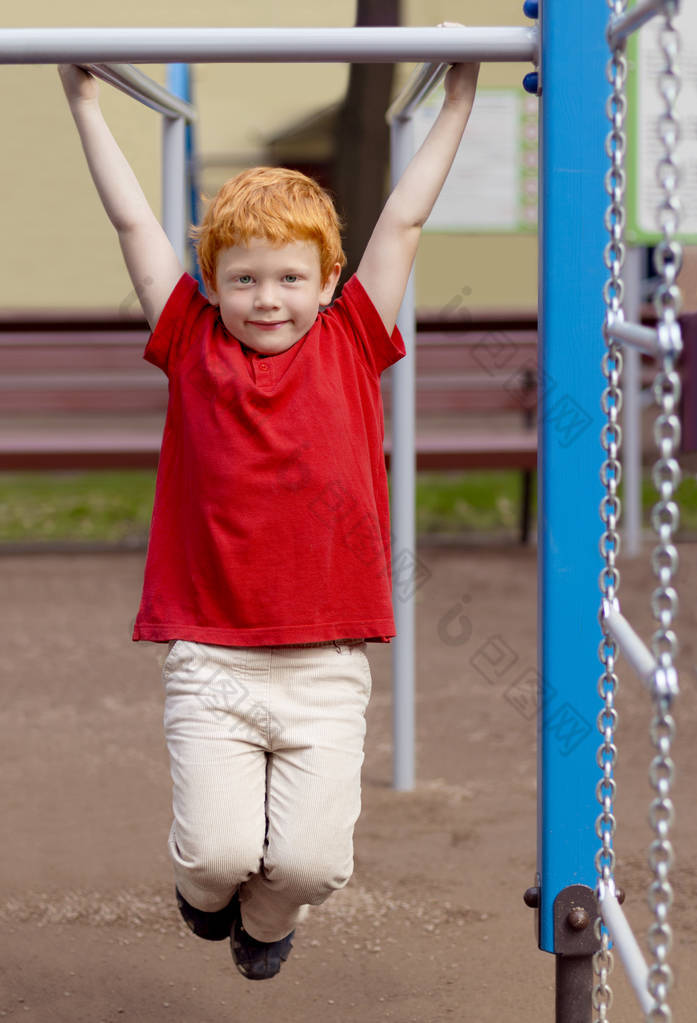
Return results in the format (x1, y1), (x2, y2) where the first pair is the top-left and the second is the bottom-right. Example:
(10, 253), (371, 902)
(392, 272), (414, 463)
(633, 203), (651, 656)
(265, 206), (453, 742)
(602, 602), (657, 688)
(602, 601), (679, 699)
(386, 61), (447, 122)
(0, 26), (538, 65)
(607, 319), (661, 356)
(608, 316), (683, 357)
(607, 0), (675, 50)
(597, 883), (654, 1016)
(83, 63), (196, 121)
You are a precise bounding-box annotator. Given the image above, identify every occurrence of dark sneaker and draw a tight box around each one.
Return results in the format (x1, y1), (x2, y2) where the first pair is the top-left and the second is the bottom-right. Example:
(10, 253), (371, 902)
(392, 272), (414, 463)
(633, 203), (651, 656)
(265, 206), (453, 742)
(176, 887), (238, 942)
(230, 904), (294, 981)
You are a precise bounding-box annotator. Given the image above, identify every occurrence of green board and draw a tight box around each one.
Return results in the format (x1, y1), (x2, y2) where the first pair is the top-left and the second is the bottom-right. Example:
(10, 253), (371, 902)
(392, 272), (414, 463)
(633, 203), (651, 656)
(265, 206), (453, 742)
(626, 1), (697, 244)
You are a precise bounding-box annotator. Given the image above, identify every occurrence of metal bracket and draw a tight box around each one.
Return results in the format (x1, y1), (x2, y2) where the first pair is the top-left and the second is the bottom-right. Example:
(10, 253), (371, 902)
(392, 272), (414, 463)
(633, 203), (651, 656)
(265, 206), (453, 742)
(554, 883), (600, 956)
(553, 885), (601, 1023)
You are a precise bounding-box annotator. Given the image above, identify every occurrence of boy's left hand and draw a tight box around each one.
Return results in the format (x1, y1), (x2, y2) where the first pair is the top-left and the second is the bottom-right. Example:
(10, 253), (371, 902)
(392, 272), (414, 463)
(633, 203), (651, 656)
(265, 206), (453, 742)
(438, 23), (480, 107)
(355, 22), (480, 337)
(443, 61), (480, 107)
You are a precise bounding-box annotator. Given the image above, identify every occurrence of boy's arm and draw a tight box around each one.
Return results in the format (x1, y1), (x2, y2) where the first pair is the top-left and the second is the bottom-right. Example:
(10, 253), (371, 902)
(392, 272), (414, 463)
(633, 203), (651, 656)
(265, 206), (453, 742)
(356, 59), (479, 336)
(58, 65), (184, 331)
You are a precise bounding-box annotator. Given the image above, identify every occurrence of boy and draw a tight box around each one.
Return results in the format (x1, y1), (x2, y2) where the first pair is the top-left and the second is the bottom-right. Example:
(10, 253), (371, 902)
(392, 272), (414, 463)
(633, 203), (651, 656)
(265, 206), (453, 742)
(59, 51), (478, 981)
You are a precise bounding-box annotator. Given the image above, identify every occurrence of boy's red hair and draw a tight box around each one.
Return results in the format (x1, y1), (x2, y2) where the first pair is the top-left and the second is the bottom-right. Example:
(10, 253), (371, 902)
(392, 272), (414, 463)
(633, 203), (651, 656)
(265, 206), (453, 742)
(193, 167), (346, 290)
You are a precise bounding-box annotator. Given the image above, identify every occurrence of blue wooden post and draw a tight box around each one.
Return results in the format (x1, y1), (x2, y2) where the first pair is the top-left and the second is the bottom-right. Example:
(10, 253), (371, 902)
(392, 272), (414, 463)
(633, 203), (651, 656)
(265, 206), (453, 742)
(537, 0), (608, 953)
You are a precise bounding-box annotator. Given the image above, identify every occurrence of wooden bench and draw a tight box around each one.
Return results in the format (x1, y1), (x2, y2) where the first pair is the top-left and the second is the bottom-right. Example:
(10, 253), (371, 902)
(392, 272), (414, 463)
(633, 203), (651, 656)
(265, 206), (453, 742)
(0, 312), (539, 539)
(384, 322), (538, 540)
(0, 314), (163, 470)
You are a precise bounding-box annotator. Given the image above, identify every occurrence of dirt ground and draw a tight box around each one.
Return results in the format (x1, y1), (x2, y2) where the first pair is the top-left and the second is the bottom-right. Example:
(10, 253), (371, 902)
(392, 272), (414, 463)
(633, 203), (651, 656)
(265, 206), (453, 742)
(1, 540), (696, 1022)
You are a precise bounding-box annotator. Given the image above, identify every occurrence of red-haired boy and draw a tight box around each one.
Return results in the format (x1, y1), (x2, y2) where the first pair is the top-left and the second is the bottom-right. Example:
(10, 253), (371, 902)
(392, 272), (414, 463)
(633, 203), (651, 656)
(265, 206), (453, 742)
(59, 54), (478, 981)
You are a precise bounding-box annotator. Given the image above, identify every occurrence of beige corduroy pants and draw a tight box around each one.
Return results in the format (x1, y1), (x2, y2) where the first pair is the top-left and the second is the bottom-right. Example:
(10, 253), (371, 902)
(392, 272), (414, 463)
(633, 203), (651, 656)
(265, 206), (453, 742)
(162, 638), (372, 942)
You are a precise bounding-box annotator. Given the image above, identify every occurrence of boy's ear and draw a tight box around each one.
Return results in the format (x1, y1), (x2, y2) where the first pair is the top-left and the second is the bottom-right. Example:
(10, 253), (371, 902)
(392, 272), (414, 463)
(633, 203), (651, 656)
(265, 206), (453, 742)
(319, 263), (342, 305)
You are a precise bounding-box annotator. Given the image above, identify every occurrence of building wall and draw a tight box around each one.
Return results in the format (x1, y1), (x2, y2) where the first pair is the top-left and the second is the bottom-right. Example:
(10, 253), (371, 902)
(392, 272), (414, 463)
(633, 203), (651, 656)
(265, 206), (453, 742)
(2, 1), (536, 313)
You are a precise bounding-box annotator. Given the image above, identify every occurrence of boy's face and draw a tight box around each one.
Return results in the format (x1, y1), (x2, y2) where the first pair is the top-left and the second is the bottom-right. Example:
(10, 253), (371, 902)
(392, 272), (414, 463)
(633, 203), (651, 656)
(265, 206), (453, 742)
(208, 238), (341, 355)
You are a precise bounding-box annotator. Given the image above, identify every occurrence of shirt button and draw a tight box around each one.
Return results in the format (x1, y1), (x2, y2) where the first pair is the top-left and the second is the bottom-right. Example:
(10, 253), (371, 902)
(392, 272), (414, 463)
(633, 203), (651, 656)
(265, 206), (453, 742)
(258, 362), (269, 371)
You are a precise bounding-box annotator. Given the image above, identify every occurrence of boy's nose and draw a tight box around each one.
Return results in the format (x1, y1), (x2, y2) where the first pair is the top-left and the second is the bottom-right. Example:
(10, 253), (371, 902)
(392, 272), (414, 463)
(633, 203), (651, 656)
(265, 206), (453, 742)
(254, 284), (280, 309)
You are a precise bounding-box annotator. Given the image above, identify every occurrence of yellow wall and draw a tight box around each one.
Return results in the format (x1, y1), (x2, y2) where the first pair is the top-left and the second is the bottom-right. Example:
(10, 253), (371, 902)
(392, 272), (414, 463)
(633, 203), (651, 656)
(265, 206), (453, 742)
(1, 0), (537, 313)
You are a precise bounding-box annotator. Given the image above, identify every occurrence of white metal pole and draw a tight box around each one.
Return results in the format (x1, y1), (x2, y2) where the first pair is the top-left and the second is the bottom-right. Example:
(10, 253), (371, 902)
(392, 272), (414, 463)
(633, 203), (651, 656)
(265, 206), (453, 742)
(0, 26), (538, 65)
(84, 63), (196, 121)
(608, 319), (660, 355)
(607, 0), (672, 50)
(598, 885), (654, 1015)
(162, 116), (188, 264)
(602, 602), (657, 688)
(386, 61), (446, 123)
(390, 114), (416, 792)
(623, 246), (643, 557)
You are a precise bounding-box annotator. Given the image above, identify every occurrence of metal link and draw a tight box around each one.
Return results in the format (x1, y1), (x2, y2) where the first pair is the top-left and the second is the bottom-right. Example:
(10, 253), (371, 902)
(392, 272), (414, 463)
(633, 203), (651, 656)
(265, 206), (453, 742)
(646, 5), (682, 1020)
(597, 4), (683, 1020)
(593, 915), (615, 1020)
(595, 6), (628, 1017)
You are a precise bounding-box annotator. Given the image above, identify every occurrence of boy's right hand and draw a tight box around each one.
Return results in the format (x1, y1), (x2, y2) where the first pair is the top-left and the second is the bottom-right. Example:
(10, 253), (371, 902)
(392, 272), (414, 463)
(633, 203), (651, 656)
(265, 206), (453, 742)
(58, 64), (98, 105)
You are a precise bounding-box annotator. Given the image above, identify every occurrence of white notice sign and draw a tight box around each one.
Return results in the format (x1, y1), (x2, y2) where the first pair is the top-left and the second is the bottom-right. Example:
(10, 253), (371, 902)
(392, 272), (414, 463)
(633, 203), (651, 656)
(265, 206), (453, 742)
(411, 88), (538, 234)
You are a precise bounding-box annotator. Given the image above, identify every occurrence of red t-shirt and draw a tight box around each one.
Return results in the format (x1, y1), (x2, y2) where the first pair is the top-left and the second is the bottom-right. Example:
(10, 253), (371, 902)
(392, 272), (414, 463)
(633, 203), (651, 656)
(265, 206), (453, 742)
(132, 273), (405, 646)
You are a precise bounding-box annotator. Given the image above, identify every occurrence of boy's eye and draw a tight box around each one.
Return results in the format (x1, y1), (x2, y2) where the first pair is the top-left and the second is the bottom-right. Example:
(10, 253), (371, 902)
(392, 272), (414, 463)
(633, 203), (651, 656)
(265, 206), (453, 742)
(283, 274), (299, 283)
(237, 274), (253, 285)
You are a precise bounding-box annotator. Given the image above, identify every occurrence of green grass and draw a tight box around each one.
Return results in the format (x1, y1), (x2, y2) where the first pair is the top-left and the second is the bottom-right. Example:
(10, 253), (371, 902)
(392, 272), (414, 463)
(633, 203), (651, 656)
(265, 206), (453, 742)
(0, 468), (696, 544)
(414, 470), (532, 533)
(0, 471), (156, 543)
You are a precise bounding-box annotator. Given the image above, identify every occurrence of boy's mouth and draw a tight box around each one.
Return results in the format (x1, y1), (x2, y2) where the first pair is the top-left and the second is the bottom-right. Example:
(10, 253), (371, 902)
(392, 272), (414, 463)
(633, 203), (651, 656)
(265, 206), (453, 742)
(246, 320), (289, 331)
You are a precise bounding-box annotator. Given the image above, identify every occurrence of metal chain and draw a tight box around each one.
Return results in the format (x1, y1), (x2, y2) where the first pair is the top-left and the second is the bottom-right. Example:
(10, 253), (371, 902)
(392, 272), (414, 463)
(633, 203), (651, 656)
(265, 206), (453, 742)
(646, 4), (682, 1020)
(594, 4), (628, 1018)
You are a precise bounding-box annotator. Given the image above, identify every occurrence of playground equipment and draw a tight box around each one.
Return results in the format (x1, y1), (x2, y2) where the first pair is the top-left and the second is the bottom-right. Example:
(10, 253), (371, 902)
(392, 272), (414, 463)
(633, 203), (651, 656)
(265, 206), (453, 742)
(595, 2), (683, 1022)
(0, 4), (685, 1018)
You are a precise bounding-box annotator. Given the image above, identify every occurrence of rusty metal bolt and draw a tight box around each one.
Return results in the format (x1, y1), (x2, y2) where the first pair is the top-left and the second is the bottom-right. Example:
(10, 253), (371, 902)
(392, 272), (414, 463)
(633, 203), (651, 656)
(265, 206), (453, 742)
(523, 886), (540, 909)
(566, 906), (590, 931)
